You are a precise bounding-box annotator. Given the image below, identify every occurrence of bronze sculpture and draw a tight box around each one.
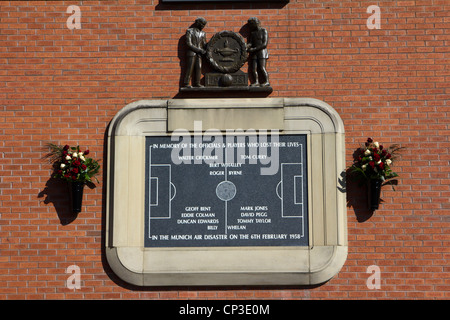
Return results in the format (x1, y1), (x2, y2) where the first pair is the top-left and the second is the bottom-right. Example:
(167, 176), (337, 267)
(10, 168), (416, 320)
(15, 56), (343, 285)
(183, 17), (207, 88)
(205, 31), (248, 87)
(180, 17), (271, 93)
(246, 17), (270, 87)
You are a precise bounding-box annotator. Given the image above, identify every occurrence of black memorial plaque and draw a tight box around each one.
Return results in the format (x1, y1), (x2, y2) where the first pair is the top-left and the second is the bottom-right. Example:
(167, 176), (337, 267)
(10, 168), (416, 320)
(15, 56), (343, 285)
(144, 134), (308, 247)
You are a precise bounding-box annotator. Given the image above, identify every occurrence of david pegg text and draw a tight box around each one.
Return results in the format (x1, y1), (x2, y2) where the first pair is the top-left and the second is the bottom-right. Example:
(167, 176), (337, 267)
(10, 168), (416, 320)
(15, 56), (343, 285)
(179, 304), (270, 317)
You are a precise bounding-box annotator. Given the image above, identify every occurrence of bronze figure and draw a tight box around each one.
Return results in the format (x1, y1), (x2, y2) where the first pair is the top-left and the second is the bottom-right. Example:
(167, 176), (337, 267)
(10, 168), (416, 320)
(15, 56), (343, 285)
(183, 17), (207, 88)
(247, 17), (270, 87)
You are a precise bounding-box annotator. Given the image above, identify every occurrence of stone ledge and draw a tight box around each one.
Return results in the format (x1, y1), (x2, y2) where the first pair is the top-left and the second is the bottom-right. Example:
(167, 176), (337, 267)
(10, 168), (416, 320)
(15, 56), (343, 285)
(105, 245), (348, 286)
(179, 85), (273, 93)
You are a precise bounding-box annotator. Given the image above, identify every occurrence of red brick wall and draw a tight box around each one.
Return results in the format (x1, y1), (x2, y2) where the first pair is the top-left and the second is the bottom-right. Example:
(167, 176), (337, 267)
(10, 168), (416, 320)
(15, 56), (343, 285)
(0, 0), (448, 299)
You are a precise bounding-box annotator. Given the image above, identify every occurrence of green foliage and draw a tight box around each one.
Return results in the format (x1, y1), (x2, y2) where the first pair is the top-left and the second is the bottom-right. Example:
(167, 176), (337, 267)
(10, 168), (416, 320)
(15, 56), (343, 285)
(44, 143), (101, 184)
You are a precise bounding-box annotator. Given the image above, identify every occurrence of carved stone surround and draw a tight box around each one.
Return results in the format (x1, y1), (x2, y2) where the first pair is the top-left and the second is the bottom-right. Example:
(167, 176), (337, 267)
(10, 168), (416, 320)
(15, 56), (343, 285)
(105, 98), (347, 286)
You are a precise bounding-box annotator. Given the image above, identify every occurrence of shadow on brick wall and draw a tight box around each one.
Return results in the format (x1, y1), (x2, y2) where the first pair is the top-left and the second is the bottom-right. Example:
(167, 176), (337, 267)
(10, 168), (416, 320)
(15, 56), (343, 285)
(38, 177), (96, 225)
(155, 1), (288, 12)
(344, 171), (375, 222)
(38, 177), (76, 225)
(339, 169), (375, 222)
(344, 147), (376, 222)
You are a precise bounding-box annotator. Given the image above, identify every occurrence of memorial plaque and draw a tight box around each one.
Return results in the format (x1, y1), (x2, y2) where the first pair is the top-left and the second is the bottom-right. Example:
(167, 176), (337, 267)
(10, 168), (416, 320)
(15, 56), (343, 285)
(106, 98), (347, 286)
(144, 134), (308, 247)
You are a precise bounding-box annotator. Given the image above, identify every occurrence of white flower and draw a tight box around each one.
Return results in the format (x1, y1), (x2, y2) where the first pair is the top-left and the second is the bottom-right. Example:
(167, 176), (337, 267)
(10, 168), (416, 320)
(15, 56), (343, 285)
(60, 163), (66, 168)
(79, 152), (83, 156)
(80, 155), (85, 161)
(65, 155), (71, 160)
(386, 159), (392, 165)
(374, 141), (379, 148)
(72, 152), (78, 158)
(376, 160), (381, 165)
(364, 149), (371, 156)
(362, 164), (367, 170)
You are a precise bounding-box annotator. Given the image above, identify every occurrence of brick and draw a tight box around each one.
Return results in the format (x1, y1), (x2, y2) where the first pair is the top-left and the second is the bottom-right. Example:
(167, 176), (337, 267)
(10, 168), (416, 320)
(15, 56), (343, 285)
(0, 0), (447, 300)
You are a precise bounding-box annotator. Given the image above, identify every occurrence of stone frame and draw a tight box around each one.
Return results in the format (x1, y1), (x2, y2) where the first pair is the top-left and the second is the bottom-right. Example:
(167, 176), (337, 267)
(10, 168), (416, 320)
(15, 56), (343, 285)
(105, 98), (347, 286)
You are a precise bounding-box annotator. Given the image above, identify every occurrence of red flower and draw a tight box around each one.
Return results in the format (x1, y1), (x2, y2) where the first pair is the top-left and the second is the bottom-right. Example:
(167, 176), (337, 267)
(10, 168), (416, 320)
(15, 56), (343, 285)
(81, 164), (87, 170)
(63, 145), (70, 150)
(378, 162), (385, 170)
(84, 150), (89, 155)
(373, 153), (381, 162)
(367, 138), (373, 143)
(72, 160), (81, 167)
(72, 168), (79, 174)
(369, 161), (375, 168)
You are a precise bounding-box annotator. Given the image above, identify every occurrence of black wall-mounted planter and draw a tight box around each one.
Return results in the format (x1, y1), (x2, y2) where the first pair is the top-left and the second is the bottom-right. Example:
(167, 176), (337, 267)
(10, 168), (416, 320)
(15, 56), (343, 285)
(368, 179), (382, 211)
(69, 182), (84, 214)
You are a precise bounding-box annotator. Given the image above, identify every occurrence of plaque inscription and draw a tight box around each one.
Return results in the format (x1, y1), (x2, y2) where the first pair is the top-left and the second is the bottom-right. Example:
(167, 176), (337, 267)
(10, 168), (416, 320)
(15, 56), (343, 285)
(144, 134), (308, 247)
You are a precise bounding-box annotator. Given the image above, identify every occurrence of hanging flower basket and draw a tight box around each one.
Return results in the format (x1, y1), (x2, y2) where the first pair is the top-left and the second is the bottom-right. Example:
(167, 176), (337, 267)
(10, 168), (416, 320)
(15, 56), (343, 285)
(348, 137), (403, 211)
(44, 143), (100, 214)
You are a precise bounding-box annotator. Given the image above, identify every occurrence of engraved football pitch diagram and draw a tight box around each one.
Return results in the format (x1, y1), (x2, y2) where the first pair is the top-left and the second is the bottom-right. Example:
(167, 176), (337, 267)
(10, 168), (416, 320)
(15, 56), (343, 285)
(144, 135), (308, 247)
